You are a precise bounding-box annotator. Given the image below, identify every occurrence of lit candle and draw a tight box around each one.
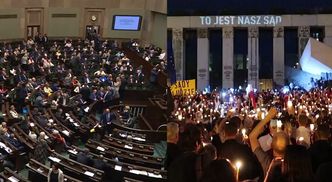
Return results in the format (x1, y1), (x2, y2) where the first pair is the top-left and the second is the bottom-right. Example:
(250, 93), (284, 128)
(277, 120), (282, 128)
(261, 112), (265, 120)
(298, 137), (304, 142)
(310, 124), (315, 132)
(287, 100), (293, 108)
(235, 161), (242, 182)
(241, 128), (246, 136)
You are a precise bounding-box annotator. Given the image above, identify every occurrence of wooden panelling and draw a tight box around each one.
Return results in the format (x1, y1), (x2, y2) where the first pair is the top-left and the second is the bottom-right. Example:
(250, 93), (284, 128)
(26, 9), (43, 25)
(0, 14), (17, 19)
(52, 13), (77, 18)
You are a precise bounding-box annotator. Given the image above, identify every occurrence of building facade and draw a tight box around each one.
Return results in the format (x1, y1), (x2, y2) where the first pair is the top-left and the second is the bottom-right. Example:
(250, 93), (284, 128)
(168, 14), (331, 90)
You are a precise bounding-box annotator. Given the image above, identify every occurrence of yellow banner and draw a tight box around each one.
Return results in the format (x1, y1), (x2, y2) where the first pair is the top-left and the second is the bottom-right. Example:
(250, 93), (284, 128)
(170, 80), (196, 96)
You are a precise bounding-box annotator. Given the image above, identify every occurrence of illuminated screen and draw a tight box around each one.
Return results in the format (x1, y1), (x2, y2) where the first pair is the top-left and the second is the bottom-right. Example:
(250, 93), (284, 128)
(112, 15), (142, 31)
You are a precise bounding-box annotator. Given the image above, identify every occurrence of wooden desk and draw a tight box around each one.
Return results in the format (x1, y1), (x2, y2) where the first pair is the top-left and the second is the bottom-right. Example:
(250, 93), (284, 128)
(86, 140), (163, 169)
(48, 151), (104, 182)
(26, 159), (82, 182)
(68, 147), (167, 182)
(0, 167), (30, 182)
(109, 122), (166, 144)
(102, 135), (154, 156)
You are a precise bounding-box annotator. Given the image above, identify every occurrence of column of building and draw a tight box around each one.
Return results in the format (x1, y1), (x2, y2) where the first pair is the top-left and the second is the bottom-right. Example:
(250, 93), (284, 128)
(273, 26), (285, 86)
(298, 26), (310, 58)
(222, 27), (234, 88)
(248, 27), (259, 89)
(196, 29), (209, 91)
(172, 28), (184, 80)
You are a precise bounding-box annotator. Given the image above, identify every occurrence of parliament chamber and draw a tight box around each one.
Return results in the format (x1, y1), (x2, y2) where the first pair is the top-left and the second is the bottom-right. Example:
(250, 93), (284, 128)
(0, 0), (168, 181)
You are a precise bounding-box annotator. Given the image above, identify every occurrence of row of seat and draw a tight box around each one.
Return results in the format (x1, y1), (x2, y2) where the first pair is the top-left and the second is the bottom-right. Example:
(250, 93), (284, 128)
(86, 139), (163, 169)
(0, 167), (30, 182)
(48, 150), (104, 181)
(7, 117), (103, 181)
(68, 146), (166, 181)
(102, 135), (154, 155)
(2, 102), (166, 181)
(26, 159), (82, 182)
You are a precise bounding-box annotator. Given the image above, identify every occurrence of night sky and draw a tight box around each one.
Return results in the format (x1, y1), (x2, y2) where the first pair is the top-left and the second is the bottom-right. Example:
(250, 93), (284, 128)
(168, 0), (332, 16)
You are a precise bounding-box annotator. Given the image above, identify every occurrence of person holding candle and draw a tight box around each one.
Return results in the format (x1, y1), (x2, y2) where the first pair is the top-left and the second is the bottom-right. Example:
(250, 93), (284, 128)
(258, 120), (278, 152)
(249, 107), (289, 181)
(295, 114), (311, 147)
(217, 116), (263, 181)
(170, 85), (332, 181)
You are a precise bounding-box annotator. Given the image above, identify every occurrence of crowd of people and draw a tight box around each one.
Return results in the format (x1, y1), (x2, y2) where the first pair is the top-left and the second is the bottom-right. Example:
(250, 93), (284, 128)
(129, 40), (167, 73)
(0, 34), (162, 112)
(0, 33), (166, 181)
(167, 85), (332, 182)
(129, 40), (167, 87)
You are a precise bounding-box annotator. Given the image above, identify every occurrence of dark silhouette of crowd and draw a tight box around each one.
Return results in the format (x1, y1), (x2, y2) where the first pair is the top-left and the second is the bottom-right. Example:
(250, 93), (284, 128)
(167, 85), (332, 182)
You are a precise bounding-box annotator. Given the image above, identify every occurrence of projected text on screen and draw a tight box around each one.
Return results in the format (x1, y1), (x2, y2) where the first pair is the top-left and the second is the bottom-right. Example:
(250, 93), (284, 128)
(113, 15), (141, 31)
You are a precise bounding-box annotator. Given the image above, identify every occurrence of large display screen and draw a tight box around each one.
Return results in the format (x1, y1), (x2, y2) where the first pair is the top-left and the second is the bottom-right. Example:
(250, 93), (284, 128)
(112, 15), (142, 31)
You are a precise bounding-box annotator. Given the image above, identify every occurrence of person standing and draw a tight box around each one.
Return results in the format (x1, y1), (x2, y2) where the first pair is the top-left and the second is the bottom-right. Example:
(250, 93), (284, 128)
(48, 163), (64, 182)
(166, 122), (181, 169)
(296, 114), (311, 147)
(32, 132), (52, 164)
(217, 117), (263, 181)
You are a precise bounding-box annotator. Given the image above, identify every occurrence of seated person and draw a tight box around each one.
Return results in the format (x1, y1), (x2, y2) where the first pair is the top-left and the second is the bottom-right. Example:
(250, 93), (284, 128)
(120, 106), (131, 121)
(76, 148), (93, 166)
(94, 68), (106, 77)
(71, 76), (80, 87)
(52, 130), (68, 151)
(19, 118), (30, 134)
(43, 83), (53, 97)
(28, 130), (37, 142)
(54, 108), (64, 120)
(0, 140), (13, 154)
(8, 105), (19, 119)
(36, 112), (48, 128)
(1, 127), (23, 150)
(50, 99), (58, 110)
(34, 93), (47, 108)
(93, 155), (106, 171)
